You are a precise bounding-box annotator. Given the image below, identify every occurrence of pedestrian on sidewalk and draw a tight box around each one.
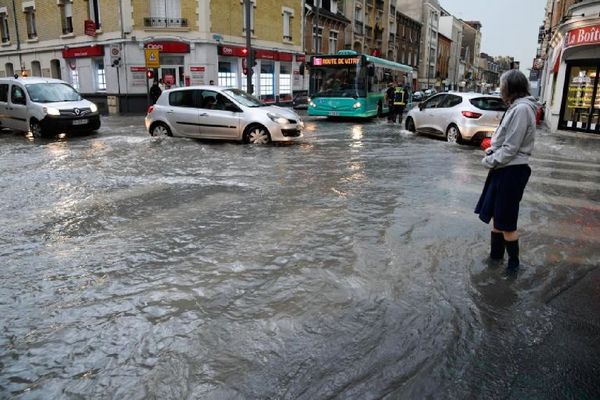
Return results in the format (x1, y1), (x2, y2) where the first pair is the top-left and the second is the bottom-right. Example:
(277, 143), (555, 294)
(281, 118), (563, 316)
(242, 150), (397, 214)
(150, 80), (162, 104)
(475, 69), (537, 269)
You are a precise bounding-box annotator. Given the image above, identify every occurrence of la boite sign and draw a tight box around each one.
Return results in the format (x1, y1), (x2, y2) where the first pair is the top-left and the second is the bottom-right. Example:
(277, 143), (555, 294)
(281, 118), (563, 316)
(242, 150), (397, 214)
(564, 24), (600, 48)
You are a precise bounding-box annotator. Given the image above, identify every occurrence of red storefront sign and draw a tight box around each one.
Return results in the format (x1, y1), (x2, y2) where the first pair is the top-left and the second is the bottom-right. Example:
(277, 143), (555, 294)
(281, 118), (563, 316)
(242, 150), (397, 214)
(296, 54), (306, 62)
(255, 49), (277, 60)
(565, 24), (600, 48)
(219, 45), (248, 57)
(62, 46), (104, 58)
(84, 20), (96, 37)
(278, 52), (293, 62)
(144, 41), (190, 53)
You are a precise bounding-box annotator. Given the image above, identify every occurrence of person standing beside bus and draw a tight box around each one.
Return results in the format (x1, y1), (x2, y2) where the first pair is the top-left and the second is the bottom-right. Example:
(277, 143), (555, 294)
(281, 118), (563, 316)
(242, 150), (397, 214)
(391, 83), (407, 124)
(385, 82), (396, 122)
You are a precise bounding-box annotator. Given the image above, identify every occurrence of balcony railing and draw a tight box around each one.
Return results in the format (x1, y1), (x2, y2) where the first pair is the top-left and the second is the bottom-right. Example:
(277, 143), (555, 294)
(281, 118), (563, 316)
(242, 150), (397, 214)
(144, 17), (188, 28)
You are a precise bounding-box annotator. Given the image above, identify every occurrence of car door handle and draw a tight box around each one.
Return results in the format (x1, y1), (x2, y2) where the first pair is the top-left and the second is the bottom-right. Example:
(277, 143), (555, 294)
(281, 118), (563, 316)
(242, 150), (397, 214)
(199, 113), (209, 117)
(166, 110), (174, 114)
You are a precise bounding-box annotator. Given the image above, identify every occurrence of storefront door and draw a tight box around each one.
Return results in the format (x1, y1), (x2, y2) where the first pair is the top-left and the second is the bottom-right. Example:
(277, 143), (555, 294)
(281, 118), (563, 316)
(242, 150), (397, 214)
(560, 61), (600, 133)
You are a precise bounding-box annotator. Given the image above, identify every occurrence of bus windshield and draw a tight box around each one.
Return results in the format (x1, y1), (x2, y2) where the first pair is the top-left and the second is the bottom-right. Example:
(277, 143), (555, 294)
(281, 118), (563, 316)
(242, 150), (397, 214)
(310, 64), (367, 98)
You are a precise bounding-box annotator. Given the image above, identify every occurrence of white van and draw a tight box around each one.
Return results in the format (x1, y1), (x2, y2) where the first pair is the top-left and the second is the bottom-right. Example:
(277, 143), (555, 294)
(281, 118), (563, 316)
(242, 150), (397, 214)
(0, 76), (100, 138)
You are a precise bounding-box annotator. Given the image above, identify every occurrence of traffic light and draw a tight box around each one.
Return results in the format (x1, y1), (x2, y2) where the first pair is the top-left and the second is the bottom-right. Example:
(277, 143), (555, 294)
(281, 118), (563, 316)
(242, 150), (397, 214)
(146, 70), (154, 80)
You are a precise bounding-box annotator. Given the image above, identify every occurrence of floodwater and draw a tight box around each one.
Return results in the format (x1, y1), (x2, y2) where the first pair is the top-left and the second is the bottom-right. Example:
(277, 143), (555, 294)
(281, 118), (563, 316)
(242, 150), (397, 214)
(1, 115), (599, 399)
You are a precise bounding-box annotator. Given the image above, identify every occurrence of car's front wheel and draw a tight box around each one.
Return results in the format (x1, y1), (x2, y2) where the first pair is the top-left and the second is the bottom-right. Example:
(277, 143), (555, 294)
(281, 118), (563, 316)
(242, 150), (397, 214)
(446, 124), (463, 144)
(150, 122), (172, 137)
(405, 117), (416, 132)
(244, 124), (271, 144)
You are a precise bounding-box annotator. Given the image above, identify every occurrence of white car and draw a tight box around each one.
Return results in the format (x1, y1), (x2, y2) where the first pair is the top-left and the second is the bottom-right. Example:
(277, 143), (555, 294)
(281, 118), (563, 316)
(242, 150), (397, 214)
(405, 92), (507, 144)
(145, 86), (303, 144)
(0, 76), (100, 138)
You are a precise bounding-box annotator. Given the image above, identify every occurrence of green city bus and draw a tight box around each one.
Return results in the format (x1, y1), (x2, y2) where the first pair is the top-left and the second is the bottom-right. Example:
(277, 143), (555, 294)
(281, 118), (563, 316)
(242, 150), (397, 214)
(308, 50), (413, 118)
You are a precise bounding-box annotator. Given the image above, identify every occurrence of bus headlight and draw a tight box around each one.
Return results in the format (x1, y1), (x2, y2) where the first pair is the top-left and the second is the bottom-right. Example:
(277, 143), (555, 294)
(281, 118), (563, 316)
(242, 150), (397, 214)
(352, 101), (362, 109)
(44, 107), (60, 116)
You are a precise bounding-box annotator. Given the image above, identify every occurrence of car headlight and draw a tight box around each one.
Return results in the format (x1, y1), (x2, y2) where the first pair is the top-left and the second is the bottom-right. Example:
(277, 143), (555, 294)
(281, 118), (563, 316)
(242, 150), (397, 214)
(90, 103), (98, 113)
(267, 112), (289, 125)
(44, 107), (60, 116)
(352, 101), (362, 109)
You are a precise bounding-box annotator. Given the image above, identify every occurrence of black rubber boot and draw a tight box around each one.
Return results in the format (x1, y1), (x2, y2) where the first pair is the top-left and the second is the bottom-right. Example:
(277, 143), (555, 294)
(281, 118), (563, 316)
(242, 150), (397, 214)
(490, 231), (505, 260)
(505, 239), (519, 269)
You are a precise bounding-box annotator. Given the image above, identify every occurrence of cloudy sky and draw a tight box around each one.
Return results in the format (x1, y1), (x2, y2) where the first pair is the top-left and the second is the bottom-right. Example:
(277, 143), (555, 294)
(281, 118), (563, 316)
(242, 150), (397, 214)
(439, 0), (547, 72)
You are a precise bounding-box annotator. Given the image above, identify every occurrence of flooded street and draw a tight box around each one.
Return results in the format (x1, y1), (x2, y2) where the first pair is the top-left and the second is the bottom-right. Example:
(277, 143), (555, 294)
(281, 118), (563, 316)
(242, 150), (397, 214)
(1, 115), (599, 399)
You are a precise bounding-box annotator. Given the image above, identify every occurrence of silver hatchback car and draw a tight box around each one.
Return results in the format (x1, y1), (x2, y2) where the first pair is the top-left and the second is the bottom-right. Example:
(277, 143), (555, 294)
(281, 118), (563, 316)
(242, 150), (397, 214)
(145, 86), (303, 144)
(405, 92), (507, 144)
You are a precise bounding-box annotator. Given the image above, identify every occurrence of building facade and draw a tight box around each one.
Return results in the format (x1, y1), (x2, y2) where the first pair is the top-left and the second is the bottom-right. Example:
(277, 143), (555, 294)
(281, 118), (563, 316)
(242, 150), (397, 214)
(540, 0), (600, 134)
(436, 32), (451, 88)
(394, 10), (421, 88)
(460, 20), (482, 92)
(0, 0), (304, 114)
(439, 13), (463, 91)
(396, 0), (442, 90)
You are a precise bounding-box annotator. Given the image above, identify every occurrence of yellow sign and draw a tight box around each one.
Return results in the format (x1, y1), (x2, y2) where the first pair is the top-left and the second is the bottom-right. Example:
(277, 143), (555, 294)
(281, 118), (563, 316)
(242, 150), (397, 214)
(145, 49), (160, 68)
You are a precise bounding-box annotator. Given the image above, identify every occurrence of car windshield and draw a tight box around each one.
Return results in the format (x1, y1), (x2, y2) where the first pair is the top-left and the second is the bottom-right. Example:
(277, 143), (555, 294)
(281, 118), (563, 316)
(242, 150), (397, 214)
(26, 83), (81, 103)
(470, 97), (507, 111)
(223, 89), (265, 107)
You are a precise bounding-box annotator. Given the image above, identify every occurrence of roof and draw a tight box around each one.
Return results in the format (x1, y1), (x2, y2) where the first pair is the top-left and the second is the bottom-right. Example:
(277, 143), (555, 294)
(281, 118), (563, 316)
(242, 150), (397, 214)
(0, 77), (68, 84)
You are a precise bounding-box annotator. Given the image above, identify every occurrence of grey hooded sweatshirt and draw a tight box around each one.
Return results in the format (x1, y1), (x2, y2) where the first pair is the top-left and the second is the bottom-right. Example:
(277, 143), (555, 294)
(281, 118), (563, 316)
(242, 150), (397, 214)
(482, 96), (537, 169)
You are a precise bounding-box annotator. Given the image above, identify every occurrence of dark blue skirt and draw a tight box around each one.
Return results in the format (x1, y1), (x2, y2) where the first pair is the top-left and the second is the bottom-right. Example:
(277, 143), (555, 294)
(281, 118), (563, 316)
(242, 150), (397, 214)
(475, 164), (531, 232)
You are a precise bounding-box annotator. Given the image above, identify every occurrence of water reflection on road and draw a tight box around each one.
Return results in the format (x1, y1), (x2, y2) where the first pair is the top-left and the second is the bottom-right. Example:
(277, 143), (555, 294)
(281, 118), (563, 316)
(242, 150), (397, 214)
(1, 116), (599, 399)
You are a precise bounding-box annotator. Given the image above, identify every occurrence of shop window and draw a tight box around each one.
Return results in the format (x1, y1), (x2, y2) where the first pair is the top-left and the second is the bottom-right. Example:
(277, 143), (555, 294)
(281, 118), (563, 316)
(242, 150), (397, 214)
(0, 10), (10, 43)
(218, 61), (237, 88)
(282, 7), (293, 42)
(242, 0), (256, 34)
(58, 1), (73, 34)
(258, 61), (274, 102)
(70, 69), (79, 90)
(31, 61), (41, 76)
(23, 5), (36, 40)
(86, 0), (101, 30)
(329, 31), (338, 54)
(96, 60), (106, 91)
(562, 66), (599, 131)
(279, 63), (292, 102)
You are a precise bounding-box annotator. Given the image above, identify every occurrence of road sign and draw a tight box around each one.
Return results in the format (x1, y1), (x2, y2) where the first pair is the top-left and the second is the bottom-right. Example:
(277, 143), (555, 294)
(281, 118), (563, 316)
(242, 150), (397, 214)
(145, 49), (160, 68)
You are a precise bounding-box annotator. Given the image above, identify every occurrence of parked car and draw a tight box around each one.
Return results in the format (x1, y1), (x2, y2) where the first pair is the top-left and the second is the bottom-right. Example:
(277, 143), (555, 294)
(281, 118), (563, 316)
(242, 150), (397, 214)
(145, 86), (303, 144)
(0, 76), (100, 138)
(292, 92), (308, 109)
(405, 92), (507, 144)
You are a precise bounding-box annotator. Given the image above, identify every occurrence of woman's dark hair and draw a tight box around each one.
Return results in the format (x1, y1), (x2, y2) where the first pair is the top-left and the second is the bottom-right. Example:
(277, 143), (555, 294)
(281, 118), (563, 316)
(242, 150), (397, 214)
(500, 69), (530, 104)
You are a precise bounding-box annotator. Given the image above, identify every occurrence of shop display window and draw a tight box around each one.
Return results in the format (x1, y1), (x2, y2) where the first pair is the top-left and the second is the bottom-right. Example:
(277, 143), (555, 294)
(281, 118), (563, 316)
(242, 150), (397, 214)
(561, 65), (599, 132)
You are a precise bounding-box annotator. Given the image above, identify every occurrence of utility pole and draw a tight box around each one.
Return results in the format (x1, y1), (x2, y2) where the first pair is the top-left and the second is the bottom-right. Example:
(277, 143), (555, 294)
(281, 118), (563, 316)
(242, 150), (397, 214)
(245, 0), (254, 94)
(313, 0), (320, 55)
(11, 0), (22, 76)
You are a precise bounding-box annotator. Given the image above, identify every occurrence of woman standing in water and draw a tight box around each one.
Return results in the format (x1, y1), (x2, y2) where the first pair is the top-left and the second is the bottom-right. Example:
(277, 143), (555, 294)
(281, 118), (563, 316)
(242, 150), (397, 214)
(475, 69), (537, 269)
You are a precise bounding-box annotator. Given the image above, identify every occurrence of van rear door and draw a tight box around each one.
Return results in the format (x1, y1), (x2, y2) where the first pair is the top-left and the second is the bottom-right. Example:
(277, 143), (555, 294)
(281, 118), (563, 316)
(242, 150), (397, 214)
(0, 83), (11, 130)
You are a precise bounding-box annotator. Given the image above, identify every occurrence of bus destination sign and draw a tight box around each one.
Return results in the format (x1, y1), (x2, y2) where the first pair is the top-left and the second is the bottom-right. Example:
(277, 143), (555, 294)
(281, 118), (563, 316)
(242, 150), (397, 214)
(312, 57), (360, 67)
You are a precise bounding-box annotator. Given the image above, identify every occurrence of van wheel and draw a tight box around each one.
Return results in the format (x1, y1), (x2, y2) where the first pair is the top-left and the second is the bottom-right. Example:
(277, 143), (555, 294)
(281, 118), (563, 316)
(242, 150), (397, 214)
(244, 124), (271, 144)
(29, 119), (45, 139)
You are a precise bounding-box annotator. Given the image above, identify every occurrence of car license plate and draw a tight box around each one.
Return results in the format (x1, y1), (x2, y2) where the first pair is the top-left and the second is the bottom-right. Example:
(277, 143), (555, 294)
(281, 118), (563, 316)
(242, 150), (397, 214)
(328, 111), (338, 116)
(72, 119), (88, 125)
